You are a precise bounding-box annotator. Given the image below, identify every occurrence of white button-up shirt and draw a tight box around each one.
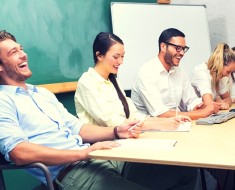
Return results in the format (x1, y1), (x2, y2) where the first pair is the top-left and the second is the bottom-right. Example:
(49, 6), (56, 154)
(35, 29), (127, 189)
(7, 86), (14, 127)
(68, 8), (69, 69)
(131, 56), (202, 116)
(190, 63), (228, 99)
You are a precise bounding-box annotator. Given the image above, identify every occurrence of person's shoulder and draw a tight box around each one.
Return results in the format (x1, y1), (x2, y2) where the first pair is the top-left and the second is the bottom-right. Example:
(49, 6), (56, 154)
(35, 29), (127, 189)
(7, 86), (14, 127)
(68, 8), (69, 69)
(80, 67), (92, 78)
(143, 57), (158, 66)
(36, 86), (55, 97)
(174, 66), (186, 76)
(138, 57), (158, 74)
(0, 88), (18, 107)
(194, 62), (207, 71)
(0, 85), (17, 100)
(0, 90), (10, 100)
(35, 87), (60, 104)
(79, 67), (97, 84)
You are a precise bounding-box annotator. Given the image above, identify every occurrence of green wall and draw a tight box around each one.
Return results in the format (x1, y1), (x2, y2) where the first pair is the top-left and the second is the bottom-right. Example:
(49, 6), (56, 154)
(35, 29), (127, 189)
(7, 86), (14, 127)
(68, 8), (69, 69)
(56, 92), (76, 115)
(3, 170), (41, 190)
(1, 0), (156, 189)
(0, 0), (155, 85)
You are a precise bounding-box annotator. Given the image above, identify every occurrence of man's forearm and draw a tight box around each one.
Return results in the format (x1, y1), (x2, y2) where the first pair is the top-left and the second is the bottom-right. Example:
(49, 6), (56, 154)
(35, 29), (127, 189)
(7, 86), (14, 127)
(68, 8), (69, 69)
(9, 142), (89, 166)
(79, 124), (115, 143)
(159, 110), (208, 120)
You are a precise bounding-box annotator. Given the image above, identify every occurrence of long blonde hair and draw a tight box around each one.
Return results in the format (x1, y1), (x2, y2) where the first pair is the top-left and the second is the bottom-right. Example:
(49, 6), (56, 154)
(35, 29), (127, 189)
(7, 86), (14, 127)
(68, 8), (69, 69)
(207, 43), (235, 92)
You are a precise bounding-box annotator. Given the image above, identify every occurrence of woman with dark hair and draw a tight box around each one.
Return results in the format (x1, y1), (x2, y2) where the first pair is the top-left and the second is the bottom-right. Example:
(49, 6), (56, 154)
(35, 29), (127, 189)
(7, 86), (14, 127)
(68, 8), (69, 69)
(74, 32), (197, 190)
(75, 32), (190, 131)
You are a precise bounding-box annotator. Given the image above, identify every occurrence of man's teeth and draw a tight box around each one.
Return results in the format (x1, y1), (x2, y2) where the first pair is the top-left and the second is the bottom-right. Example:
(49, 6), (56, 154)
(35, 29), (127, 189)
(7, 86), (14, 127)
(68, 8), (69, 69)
(19, 62), (27, 67)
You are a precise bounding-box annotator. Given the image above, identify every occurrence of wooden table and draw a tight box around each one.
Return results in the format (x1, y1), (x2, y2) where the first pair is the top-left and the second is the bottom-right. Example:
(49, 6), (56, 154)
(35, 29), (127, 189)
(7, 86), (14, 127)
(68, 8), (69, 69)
(89, 119), (235, 170)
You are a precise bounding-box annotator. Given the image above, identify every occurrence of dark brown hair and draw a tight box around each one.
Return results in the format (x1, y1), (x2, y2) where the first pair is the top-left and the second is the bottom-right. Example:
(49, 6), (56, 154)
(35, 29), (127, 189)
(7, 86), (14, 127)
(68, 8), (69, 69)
(93, 32), (130, 118)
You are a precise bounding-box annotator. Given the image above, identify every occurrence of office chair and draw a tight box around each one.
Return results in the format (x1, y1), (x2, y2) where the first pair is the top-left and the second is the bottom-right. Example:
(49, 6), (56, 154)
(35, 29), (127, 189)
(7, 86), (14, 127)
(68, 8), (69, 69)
(0, 154), (54, 190)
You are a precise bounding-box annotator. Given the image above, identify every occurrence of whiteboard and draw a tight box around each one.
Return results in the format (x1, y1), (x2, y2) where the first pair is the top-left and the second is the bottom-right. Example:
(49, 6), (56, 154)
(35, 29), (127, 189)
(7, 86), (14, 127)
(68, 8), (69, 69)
(111, 3), (211, 90)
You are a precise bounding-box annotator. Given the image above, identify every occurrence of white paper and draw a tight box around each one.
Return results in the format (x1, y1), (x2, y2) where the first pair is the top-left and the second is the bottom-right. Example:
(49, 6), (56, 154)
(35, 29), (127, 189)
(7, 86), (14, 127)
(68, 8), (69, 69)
(174, 121), (192, 132)
(144, 121), (192, 132)
(115, 138), (177, 151)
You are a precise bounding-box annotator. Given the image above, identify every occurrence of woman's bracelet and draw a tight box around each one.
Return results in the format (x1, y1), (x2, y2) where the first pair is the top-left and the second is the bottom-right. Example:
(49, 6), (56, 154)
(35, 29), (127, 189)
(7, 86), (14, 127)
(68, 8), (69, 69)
(113, 126), (120, 139)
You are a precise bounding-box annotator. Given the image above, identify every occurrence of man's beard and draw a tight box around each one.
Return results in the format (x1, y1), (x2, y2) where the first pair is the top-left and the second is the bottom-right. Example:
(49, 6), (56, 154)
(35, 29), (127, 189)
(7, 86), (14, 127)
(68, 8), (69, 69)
(164, 51), (176, 67)
(164, 52), (178, 67)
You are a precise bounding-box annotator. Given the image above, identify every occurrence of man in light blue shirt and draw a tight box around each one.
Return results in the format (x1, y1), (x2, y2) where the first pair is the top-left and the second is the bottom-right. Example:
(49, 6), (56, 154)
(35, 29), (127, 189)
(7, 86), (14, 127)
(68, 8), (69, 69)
(0, 30), (197, 190)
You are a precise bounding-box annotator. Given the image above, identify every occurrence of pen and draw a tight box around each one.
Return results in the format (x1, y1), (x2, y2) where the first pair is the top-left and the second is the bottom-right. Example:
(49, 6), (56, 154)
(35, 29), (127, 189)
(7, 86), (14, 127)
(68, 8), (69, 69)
(128, 115), (150, 131)
(176, 104), (179, 117)
(173, 141), (177, 147)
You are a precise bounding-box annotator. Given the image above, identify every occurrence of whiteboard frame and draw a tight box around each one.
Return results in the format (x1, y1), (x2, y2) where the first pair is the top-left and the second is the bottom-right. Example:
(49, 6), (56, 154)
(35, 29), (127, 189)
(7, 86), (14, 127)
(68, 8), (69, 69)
(111, 2), (211, 90)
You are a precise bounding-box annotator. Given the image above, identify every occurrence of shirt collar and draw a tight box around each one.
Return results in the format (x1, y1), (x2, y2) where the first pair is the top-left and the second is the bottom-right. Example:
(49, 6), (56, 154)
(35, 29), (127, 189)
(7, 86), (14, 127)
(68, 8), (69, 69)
(155, 56), (177, 75)
(0, 84), (38, 94)
(88, 67), (112, 84)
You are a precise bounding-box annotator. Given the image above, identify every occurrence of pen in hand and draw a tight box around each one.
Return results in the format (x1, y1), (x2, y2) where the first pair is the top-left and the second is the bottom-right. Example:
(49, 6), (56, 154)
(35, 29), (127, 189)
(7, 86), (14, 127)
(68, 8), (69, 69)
(128, 115), (150, 131)
(176, 106), (179, 117)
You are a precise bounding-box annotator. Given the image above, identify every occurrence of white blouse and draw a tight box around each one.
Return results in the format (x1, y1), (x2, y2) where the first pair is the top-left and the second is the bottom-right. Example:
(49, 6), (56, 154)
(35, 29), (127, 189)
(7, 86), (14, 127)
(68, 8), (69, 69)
(190, 63), (228, 100)
(74, 68), (144, 127)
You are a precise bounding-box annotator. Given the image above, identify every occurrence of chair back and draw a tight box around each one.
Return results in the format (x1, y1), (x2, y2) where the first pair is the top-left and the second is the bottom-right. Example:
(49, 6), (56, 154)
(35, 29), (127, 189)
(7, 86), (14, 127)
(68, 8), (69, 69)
(0, 154), (7, 190)
(0, 154), (9, 165)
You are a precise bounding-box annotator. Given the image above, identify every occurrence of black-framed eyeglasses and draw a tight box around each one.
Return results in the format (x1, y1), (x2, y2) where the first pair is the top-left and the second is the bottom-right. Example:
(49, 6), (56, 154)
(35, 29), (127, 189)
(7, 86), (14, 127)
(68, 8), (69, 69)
(164, 42), (190, 53)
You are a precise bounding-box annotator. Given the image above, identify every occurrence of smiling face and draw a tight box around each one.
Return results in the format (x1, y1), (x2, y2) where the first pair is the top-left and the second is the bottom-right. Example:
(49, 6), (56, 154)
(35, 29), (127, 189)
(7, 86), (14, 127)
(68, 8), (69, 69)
(159, 36), (187, 71)
(95, 42), (125, 79)
(0, 39), (31, 87)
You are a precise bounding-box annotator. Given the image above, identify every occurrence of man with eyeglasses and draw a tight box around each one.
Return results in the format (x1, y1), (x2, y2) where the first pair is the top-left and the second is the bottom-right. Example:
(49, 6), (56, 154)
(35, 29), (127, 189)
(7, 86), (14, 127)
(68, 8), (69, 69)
(131, 27), (235, 190)
(131, 28), (220, 120)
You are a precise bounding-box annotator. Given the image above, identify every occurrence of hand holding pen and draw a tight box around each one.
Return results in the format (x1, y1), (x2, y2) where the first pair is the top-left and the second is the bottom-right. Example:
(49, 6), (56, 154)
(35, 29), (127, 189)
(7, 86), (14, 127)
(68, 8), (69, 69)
(175, 107), (191, 122)
(175, 106), (179, 117)
(128, 115), (150, 131)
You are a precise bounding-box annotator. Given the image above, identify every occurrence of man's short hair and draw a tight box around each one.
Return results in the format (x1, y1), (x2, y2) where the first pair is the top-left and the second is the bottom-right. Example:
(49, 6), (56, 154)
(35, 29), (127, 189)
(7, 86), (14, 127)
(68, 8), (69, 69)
(0, 30), (16, 64)
(158, 28), (185, 52)
(0, 30), (16, 42)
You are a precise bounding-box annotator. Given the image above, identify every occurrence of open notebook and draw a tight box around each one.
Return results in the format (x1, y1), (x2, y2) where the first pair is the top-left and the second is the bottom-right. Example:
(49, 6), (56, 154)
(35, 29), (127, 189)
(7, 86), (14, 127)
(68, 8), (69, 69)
(173, 121), (191, 131)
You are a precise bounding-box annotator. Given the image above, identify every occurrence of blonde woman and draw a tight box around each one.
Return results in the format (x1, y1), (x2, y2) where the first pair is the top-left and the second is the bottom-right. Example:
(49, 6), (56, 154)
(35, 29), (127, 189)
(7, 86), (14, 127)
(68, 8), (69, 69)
(191, 43), (235, 110)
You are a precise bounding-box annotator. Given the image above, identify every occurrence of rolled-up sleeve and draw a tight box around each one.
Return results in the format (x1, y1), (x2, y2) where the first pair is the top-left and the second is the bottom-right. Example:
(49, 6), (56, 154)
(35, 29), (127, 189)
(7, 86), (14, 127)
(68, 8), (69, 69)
(0, 94), (28, 161)
(191, 63), (213, 97)
(181, 73), (202, 111)
(132, 74), (169, 116)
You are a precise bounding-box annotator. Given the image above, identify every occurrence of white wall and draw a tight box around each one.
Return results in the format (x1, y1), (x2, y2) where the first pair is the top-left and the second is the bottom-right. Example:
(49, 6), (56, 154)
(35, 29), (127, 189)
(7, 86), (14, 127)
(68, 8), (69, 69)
(173, 0), (235, 50)
(174, 0), (235, 99)
(112, 3), (211, 89)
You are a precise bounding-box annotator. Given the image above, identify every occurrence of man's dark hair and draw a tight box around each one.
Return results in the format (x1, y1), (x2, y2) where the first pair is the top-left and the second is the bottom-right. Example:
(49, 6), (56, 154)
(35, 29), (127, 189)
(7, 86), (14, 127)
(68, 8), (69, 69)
(93, 32), (129, 118)
(0, 30), (16, 64)
(0, 30), (16, 42)
(158, 28), (185, 52)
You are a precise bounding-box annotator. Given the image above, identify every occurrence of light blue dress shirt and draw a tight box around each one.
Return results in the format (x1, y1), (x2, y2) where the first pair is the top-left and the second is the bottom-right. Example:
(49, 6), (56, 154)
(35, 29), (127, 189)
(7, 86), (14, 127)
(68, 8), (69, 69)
(0, 84), (88, 184)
